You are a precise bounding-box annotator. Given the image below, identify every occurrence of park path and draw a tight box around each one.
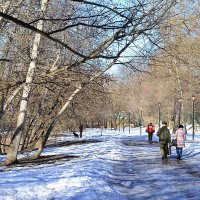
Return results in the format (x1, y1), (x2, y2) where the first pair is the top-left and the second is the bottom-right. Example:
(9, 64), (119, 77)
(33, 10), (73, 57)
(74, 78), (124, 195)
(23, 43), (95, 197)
(1, 131), (200, 200)
(84, 136), (200, 200)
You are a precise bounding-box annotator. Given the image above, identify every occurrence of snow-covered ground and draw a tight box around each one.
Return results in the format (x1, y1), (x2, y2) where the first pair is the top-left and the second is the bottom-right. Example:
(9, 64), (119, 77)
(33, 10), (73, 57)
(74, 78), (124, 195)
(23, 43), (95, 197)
(0, 127), (200, 200)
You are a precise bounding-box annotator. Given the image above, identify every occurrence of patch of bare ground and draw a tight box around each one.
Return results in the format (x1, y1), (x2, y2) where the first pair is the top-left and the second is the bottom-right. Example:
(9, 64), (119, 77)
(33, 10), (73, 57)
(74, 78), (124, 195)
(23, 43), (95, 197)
(46, 139), (102, 148)
(18, 154), (80, 166)
(0, 154), (79, 169)
(122, 140), (158, 146)
(0, 139), (101, 168)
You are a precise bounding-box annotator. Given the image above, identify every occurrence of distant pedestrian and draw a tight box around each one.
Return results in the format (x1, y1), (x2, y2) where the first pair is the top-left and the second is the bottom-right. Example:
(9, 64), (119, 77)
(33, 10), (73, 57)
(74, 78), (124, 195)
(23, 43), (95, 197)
(157, 121), (171, 160)
(79, 124), (83, 138)
(175, 124), (186, 160)
(146, 123), (155, 142)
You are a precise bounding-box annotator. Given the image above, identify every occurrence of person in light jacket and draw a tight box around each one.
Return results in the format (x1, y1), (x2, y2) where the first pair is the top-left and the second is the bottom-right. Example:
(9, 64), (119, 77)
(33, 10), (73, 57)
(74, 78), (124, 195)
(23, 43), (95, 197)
(175, 124), (186, 160)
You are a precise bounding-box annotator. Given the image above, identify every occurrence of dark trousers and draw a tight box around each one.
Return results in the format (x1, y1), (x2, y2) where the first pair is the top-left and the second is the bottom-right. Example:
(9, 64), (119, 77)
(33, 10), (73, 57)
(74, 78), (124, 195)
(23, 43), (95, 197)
(148, 132), (153, 141)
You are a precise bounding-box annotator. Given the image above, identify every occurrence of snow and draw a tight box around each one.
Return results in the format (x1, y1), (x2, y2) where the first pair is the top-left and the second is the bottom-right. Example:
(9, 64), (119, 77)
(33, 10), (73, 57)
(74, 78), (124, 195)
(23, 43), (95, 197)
(1, 127), (200, 200)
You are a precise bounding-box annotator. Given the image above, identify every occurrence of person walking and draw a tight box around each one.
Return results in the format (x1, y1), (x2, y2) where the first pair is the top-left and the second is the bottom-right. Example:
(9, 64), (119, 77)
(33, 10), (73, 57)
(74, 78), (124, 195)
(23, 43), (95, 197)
(79, 124), (83, 138)
(157, 121), (171, 160)
(146, 123), (155, 142)
(175, 124), (186, 160)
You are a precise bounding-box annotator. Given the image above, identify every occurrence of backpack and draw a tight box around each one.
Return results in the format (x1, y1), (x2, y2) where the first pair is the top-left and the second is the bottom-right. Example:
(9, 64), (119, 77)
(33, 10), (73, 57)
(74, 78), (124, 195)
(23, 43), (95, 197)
(157, 127), (170, 142)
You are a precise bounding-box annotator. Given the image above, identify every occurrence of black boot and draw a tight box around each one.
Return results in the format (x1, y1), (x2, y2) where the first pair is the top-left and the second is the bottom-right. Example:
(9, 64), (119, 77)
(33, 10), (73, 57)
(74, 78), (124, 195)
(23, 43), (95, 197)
(177, 155), (181, 160)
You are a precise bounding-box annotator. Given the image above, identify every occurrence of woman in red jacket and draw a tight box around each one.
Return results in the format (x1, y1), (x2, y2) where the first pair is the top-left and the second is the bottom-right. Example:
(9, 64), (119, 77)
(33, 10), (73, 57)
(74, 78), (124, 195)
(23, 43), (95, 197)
(146, 123), (155, 142)
(175, 124), (186, 160)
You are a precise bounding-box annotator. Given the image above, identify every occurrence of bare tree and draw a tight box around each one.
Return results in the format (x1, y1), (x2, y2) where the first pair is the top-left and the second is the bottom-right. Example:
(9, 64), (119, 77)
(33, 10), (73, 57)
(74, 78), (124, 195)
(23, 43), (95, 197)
(0, 0), (177, 164)
(5, 0), (49, 165)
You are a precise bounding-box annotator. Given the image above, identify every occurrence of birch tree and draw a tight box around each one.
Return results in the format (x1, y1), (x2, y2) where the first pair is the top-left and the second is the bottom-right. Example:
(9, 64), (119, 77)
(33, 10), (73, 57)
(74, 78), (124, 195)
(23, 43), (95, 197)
(0, 0), (177, 164)
(5, 0), (49, 165)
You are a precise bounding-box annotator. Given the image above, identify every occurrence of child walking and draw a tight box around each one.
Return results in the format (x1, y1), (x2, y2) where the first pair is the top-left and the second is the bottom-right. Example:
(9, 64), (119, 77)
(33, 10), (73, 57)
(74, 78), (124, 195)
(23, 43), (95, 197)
(175, 124), (186, 160)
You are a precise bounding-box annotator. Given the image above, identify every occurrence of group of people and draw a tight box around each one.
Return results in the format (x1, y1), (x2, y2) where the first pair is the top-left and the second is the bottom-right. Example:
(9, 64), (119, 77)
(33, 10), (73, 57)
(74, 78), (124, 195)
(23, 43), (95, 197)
(146, 121), (186, 160)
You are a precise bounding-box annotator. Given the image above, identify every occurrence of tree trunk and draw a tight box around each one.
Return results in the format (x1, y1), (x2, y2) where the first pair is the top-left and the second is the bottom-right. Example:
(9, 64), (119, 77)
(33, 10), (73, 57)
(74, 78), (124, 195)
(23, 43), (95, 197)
(5, 0), (49, 165)
(33, 57), (123, 158)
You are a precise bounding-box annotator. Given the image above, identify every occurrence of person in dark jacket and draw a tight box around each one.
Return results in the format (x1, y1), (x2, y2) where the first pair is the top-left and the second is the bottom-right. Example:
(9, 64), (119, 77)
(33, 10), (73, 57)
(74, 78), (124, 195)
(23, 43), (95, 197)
(157, 121), (171, 160)
(79, 124), (83, 138)
(146, 123), (155, 142)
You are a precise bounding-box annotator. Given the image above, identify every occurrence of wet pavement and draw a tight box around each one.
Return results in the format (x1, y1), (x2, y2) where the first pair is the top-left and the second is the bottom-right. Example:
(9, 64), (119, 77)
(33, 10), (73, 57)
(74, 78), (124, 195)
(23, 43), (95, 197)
(104, 139), (200, 200)
(1, 134), (200, 200)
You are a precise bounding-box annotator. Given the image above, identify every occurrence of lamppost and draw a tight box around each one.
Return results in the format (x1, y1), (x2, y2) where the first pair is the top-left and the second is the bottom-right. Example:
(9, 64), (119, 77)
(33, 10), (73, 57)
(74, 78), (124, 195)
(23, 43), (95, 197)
(128, 110), (131, 134)
(122, 111), (125, 132)
(178, 97), (182, 126)
(110, 115), (113, 130)
(192, 95), (195, 140)
(140, 108), (142, 135)
(158, 103), (161, 129)
(118, 113), (121, 132)
(114, 114), (117, 131)
(101, 116), (103, 136)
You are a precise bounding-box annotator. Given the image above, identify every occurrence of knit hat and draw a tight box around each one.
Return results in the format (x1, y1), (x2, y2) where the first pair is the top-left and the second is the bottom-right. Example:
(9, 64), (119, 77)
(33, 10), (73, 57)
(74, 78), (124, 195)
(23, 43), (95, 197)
(179, 124), (184, 128)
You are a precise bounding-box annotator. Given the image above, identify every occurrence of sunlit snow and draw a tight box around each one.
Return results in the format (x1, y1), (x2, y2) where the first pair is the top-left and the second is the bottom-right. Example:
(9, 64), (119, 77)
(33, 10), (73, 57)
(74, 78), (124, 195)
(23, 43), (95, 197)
(1, 126), (200, 200)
